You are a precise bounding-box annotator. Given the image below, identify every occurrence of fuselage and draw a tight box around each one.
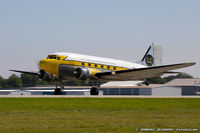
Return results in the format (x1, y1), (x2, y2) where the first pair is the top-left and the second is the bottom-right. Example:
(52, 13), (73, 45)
(39, 52), (146, 80)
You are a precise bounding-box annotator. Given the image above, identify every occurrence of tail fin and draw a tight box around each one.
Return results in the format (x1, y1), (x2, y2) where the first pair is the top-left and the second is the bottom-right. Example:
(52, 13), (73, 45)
(140, 43), (162, 67)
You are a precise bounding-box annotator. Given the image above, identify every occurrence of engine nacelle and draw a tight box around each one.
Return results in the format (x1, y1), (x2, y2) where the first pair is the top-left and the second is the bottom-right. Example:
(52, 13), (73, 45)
(74, 67), (91, 80)
(59, 65), (92, 81)
(38, 70), (57, 82)
(59, 65), (76, 79)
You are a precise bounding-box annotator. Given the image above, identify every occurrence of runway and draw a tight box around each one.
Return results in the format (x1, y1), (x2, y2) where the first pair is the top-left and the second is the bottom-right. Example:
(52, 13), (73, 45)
(0, 95), (200, 98)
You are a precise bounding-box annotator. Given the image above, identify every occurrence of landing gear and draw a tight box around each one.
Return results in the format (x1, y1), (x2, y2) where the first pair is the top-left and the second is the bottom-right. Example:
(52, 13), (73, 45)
(90, 87), (99, 95)
(144, 81), (149, 86)
(54, 88), (63, 95)
(54, 84), (64, 95)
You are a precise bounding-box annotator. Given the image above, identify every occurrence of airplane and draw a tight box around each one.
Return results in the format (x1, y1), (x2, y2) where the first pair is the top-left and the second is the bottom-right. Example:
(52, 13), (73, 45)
(10, 44), (195, 95)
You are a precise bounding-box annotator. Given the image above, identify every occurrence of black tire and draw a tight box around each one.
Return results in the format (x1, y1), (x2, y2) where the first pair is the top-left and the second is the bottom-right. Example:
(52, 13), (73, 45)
(90, 87), (99, 95)
(54, 88), (63, 95)
(145, 81), (149, 86)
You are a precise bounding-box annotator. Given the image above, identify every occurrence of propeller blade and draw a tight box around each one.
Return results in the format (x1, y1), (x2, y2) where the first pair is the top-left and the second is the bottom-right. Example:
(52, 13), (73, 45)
(36, 59), (42, 70)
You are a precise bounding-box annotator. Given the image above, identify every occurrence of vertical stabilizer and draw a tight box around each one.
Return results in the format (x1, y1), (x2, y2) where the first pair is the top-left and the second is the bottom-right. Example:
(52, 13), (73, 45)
(140, 43), (162, 67)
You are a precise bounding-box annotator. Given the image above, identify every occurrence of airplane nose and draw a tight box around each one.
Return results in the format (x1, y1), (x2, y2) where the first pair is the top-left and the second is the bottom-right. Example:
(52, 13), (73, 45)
(38, 59), (59, 75)
(39, 60), (46, 69)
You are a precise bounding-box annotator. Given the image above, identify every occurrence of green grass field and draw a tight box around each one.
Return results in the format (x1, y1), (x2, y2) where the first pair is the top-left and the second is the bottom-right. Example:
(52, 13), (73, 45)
(0, 98), (199, 133)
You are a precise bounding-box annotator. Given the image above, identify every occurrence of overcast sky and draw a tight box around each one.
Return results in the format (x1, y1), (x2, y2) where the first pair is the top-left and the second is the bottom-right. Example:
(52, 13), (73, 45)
(0, 0), (199, 78)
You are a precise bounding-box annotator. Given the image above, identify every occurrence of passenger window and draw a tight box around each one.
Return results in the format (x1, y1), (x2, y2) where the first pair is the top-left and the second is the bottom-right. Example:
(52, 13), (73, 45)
(101, 65), (104, 68)
(88, 63), (91, 67)
(57, 57), (60, 60)
(113, 67), (116, 70)
(107, 66), (110, 69)
(95, 64), (97, 67)
(82, 62), (85, 66)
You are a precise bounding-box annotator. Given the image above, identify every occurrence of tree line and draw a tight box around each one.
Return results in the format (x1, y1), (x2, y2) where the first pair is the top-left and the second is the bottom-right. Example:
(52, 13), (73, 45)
(0, 73), (86, 89)
(146, 73), (193, 84)
(0, 73), (193, 88)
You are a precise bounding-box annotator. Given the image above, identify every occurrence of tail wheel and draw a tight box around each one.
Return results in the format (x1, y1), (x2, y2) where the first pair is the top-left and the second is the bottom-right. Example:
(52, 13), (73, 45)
(90, 87), (99, 95)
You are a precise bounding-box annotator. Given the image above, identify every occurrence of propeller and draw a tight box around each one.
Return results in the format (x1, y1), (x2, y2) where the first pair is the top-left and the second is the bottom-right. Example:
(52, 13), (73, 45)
(10, 59), (44, 78)
(36, 59), (42, 70)
(10, 59), (58, 82)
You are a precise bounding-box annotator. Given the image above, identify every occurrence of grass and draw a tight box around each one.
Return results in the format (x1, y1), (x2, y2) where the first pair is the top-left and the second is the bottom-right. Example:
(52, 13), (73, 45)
(0, 98), (199, 133)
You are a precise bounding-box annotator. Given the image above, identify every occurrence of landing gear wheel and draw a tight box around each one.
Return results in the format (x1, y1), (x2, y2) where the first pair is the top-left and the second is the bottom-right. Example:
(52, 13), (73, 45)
(144, 81), (149, 86)
(54, 88), (63, 95)
(90, 87), (99, 95)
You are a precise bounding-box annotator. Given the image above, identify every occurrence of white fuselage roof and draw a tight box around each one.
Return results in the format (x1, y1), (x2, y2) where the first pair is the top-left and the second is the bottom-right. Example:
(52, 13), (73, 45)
(51, 52), (146, 69)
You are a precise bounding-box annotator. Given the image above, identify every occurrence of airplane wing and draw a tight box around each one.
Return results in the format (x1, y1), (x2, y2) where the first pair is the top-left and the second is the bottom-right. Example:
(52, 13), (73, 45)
(10, 70), (38, 75)
(95, 62), (195, 81)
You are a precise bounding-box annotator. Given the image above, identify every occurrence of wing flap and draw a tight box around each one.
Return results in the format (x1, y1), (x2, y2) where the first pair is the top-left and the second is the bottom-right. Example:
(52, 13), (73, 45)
(95, 62), (195, 81)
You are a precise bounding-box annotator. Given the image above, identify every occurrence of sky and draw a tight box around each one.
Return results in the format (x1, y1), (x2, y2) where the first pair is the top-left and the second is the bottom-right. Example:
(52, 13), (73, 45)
(0, 0), (200, 78)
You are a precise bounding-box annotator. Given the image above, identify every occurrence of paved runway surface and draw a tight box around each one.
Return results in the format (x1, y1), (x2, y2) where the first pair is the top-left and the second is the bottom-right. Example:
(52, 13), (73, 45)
(0, 95), (200, 98)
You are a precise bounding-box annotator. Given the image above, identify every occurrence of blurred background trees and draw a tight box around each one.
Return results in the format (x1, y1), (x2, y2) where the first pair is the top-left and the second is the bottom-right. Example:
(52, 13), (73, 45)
(0, 74), (22, 88)
(146, 73), (193, 84)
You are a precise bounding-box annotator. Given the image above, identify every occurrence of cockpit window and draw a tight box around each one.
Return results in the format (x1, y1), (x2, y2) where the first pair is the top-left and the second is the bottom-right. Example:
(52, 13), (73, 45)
(47, 55), (57, 59)
(63, 56), (68, 60)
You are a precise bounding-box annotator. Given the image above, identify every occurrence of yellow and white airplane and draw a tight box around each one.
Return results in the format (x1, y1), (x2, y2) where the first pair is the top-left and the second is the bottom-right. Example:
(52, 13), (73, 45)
(11, 44), (195, 95)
